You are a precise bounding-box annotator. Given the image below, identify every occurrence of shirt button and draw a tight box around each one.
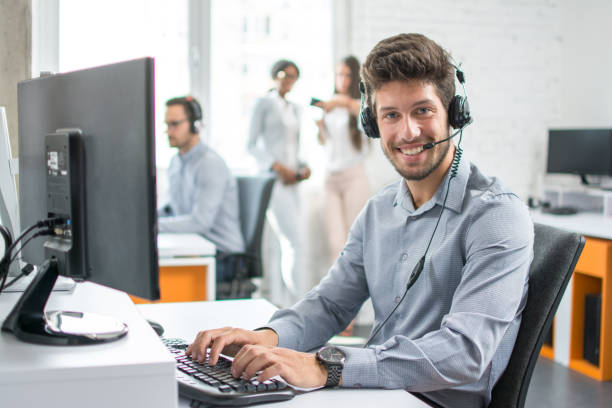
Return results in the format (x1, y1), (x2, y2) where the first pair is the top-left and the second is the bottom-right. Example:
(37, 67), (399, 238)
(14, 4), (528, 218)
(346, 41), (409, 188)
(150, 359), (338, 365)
(401, 253), (408, 261)
(395, 296), (401, 303)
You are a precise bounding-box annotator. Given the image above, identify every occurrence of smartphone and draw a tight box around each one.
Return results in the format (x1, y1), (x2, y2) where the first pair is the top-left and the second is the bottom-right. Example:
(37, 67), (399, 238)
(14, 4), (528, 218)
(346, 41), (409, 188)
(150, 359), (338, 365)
(310, 97), (323, 107)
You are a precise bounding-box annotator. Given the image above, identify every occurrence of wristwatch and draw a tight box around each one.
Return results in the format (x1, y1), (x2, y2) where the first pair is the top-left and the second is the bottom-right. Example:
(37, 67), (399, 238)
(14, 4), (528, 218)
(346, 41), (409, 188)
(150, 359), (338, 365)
(316, 346), (346, 387)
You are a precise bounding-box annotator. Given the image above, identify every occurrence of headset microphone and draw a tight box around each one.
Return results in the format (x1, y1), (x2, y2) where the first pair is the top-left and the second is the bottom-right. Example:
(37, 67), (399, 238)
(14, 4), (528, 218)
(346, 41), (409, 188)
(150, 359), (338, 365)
(422, 127), (464, 150)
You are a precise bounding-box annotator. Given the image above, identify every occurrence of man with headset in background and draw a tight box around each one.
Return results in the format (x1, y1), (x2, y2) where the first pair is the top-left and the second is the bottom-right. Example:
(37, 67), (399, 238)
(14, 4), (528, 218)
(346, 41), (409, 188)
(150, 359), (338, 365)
(158, 96), (245, 285)
(185, 34), (533, 408)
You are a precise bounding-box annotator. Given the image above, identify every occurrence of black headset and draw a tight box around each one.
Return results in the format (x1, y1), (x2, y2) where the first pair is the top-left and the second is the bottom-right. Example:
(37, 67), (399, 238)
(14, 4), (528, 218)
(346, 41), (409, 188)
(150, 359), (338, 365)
(359, 64), (472, 139)
(184, 96), (203, 133)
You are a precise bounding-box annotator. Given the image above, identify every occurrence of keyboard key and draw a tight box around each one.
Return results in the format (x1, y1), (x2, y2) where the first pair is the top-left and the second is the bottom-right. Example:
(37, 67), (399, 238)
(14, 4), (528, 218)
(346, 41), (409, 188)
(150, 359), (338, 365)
(218, 385), (232, 393)
(177, 366), (192, 374)
(234, 383), (248, 392)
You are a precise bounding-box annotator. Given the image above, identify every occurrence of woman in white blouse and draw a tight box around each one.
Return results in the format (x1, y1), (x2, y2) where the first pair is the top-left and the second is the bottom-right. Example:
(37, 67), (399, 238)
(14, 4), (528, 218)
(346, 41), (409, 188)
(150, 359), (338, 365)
(315, 56), (370, 266)
(248, 59), (311, 306)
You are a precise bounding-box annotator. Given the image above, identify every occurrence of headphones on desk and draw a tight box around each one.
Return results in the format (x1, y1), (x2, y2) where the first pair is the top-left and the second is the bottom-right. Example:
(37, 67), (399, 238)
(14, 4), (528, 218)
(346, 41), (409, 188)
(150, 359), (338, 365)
(184, 96), (203, 134)
(359, 64), (472, 139)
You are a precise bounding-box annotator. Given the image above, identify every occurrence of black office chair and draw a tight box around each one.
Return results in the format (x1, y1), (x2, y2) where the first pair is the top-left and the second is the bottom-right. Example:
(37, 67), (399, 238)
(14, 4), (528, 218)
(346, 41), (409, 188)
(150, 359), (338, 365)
(416, 223), (585, 408)
(216, 175), (275, 300)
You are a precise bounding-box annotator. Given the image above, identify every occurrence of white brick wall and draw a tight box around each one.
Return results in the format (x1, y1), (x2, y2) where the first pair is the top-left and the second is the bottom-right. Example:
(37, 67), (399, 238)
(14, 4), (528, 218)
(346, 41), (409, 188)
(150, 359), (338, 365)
(345, 0), (612, 200)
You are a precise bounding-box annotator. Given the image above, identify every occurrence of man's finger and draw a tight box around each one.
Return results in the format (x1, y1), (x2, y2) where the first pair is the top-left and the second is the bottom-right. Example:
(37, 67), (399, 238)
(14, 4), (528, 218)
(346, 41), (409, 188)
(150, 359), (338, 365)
(242, 351), (275, 381)
(208, 333), (233, 366)
(231, 344), (260, 378)
(257, 362), (283, 383)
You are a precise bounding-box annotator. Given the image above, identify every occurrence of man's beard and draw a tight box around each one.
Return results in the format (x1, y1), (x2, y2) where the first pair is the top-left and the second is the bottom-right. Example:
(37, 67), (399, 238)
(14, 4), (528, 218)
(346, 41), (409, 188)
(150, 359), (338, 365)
(382, 140), (451, 181)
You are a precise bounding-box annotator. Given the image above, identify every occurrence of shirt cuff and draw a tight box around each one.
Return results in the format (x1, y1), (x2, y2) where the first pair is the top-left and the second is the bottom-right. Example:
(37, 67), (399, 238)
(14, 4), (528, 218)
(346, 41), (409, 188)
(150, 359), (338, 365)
(264, 319), (301, 350)
(337, 346), (379, 388)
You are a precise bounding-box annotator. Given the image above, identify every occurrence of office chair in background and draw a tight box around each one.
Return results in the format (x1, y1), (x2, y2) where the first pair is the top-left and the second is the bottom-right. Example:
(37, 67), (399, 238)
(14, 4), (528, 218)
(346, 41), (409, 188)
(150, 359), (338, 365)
(416, 223), (585, 408)
(216, 175), (275, 300)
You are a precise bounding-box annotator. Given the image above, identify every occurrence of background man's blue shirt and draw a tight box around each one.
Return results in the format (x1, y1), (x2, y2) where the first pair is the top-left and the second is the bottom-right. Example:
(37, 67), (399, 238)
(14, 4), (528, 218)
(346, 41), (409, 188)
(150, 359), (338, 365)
(159, 141), (244, 253)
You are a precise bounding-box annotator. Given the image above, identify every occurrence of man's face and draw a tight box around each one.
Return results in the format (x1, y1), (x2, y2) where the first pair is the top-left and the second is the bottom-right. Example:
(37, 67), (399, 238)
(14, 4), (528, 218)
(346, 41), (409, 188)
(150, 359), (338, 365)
(375, 80), (451, 181)
(165, 105), (194, 149)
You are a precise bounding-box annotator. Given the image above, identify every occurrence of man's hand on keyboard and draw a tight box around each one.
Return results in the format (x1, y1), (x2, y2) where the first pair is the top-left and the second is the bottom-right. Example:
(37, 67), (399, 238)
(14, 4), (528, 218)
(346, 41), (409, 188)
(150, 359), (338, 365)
(231, 345), (328, 389)
(186, 327), (278, 366)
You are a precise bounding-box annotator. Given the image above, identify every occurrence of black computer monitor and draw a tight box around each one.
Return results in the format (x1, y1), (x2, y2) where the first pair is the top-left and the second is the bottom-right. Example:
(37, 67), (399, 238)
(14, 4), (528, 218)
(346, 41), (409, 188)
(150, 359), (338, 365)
(547, 129), (612, 180)
(2, 58), (159, 345)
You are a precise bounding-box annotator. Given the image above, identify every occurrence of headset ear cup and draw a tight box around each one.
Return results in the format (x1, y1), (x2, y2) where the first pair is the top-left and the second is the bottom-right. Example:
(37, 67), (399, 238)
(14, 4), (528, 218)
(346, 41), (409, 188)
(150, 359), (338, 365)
(360, 106), (380, 139)
(185, 97), (203, 133)
(448, 95), (471, 129)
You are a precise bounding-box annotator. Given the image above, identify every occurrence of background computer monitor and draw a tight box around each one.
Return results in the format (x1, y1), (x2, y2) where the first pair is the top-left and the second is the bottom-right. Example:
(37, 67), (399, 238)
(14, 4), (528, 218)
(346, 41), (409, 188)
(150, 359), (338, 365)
(3, 58), (160, 344)
(17, 58), (159, 299)
(18, 58), (159, 300)
(547, 129), (612, 178)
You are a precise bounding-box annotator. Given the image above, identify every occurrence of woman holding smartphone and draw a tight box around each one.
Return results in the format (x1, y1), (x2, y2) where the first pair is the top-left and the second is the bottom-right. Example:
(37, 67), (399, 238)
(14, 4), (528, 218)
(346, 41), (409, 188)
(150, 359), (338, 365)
(314, 56), (370, 267)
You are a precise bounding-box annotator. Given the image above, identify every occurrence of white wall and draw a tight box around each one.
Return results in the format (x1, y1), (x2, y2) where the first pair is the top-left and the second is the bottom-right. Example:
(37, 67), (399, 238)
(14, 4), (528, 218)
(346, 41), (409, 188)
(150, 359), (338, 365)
(557, 0), (612, 129)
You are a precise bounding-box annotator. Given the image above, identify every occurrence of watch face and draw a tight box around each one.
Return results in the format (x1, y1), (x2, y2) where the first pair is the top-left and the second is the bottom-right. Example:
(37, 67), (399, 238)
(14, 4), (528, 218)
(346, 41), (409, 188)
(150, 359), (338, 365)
(319, 347), (346, 364)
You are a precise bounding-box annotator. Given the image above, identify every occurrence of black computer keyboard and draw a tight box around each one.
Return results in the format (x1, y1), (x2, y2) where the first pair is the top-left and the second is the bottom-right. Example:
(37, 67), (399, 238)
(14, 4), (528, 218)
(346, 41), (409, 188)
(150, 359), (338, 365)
(162, 337), (295, 406)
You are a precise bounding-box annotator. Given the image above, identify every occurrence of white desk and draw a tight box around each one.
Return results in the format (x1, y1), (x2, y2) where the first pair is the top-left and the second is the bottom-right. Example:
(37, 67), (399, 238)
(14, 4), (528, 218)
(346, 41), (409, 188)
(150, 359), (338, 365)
(154, 233), (216, 301)
(530, 210), (612, 240)
(137, 299), (431, 408)
(0, 282), (177, 408)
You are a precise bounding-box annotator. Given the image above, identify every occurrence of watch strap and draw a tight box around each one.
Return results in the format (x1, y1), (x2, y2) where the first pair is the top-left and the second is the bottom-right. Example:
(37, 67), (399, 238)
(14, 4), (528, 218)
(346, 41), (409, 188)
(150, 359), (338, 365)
(325, 363), (342, 387)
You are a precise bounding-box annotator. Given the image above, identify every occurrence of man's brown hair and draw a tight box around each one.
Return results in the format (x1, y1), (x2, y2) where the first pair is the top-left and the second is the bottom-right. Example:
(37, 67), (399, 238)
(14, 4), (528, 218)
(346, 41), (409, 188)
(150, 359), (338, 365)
(360, 33), (455, 114)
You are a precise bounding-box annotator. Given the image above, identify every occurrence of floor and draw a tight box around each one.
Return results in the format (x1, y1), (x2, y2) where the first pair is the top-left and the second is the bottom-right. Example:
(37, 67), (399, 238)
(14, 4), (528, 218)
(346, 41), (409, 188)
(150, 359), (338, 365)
(345, 325), (612, 407)
(525, 357), (612, 408)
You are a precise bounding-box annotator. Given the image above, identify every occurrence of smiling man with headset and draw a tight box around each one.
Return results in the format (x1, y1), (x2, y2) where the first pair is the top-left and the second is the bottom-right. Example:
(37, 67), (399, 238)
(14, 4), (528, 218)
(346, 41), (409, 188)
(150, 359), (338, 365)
(185, 34), (533, 408)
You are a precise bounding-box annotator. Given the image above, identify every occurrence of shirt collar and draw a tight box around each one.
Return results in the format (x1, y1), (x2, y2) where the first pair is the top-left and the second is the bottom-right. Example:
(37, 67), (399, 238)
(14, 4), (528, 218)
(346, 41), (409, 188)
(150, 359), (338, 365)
(179, 140), (206, 163)
(393, 148), (470, 215)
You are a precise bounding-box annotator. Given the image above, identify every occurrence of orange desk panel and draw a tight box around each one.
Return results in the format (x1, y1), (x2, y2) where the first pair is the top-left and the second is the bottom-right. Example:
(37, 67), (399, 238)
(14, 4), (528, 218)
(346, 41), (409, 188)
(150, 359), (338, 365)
(131, 264), (210, 304)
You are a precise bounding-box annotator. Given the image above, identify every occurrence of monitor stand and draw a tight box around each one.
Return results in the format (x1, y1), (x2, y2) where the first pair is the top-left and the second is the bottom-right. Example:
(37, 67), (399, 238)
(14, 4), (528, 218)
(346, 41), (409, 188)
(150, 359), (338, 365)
(1, 258), (128, 345)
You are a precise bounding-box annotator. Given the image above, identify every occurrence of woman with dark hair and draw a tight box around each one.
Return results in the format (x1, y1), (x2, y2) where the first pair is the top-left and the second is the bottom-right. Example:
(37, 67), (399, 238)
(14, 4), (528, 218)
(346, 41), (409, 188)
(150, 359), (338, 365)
(247, 59), (311, 306)
(315, 56), (370, 266)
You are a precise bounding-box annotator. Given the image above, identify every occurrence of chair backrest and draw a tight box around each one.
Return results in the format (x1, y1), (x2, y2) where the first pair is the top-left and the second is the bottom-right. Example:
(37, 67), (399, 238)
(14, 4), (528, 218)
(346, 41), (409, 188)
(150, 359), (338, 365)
(236, 175), (275, 278)
(489, 223), (585, 408)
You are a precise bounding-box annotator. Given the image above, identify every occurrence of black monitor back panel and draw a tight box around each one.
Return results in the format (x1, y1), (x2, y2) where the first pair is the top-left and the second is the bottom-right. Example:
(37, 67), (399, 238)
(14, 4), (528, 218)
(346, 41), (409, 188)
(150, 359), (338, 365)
(18, 58), (159, 300)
